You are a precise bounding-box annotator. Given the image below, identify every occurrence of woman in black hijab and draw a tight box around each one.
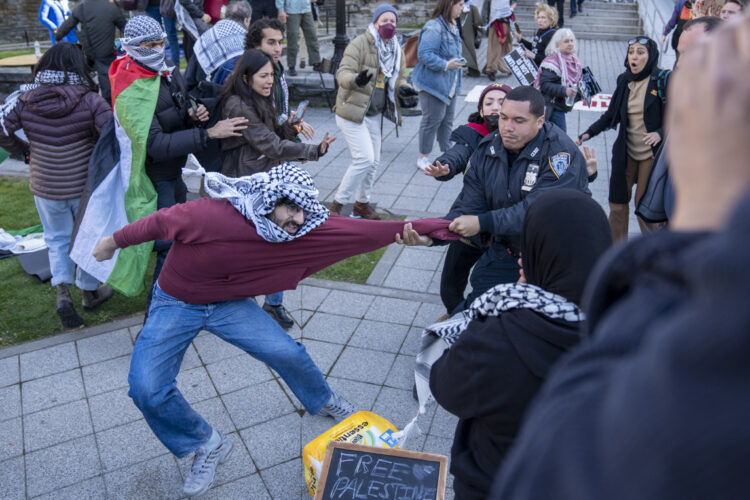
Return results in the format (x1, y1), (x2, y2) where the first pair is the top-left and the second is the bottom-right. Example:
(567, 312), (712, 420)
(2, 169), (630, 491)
(429, 189), (612, 500)
(576, 37), (668, 243)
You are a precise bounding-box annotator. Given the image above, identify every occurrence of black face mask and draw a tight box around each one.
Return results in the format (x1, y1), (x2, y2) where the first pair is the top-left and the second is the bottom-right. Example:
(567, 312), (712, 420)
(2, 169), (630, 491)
(484, 114), (499, 131)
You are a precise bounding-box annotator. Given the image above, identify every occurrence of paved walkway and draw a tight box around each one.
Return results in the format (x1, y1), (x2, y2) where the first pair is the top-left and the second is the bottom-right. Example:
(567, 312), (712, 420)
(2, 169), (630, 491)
(1, 29), (651, 499)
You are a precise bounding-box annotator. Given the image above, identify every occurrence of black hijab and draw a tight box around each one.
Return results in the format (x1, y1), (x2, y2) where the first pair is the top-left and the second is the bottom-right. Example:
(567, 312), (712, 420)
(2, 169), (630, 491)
(623, 37), (660, 82)
(521, 189), (612, 305)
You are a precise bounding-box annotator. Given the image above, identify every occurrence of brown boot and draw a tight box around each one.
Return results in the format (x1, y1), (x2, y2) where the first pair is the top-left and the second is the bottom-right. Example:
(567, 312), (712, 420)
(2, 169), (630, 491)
(56, 284), (84, 328)
(81, 285), (114, 312)
(328, 200), (343, 216)
(353, 201), (382, 220)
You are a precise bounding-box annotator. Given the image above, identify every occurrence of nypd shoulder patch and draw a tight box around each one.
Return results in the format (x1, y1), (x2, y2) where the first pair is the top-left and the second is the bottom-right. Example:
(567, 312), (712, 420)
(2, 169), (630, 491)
(549, 152), (571, 179)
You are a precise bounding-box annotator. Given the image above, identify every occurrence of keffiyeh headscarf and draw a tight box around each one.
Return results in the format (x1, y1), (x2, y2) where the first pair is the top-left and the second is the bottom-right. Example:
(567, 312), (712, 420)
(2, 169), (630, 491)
(194, 19), (247, 80)
(1, 70), (87, 135)
(120, 15), (173, 75)
(203, 163), (330, 243)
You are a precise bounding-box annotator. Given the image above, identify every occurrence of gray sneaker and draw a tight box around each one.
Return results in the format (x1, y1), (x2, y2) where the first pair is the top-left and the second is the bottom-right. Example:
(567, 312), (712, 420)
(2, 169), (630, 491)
(318, 390), (356, 422)
(183, 432), (233, 497)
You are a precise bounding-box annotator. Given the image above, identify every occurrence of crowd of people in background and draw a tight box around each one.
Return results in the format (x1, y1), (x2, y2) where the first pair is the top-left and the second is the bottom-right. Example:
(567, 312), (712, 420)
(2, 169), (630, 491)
(2, 0), (750, 498)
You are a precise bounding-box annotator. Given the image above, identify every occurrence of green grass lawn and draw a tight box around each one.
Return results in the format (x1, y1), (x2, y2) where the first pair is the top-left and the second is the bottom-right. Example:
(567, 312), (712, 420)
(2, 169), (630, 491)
(0, 177), (387, 347)
(0, 49), (37, 59)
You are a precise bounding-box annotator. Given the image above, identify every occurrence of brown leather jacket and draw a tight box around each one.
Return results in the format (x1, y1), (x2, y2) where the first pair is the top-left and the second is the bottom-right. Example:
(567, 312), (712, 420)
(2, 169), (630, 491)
(220, 94), (319, 177)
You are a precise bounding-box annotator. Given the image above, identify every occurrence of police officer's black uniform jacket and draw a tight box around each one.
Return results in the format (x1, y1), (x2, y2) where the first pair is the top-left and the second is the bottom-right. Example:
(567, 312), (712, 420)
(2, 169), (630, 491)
(445, 122), (590, 252)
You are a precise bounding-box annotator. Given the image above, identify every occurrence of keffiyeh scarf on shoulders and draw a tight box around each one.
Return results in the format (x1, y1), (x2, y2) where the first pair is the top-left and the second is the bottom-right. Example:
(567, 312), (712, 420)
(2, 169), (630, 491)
(395, 283), (585, 447)
(0, 70), (87, 135)
(203, 163), (330, 243)
(534, 51), (582, 89)
(194, 19), (247, 80)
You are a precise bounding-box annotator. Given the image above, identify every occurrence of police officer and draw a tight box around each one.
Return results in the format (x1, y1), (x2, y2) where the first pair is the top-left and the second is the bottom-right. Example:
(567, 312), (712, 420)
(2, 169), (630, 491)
(400, 86), (591, 311)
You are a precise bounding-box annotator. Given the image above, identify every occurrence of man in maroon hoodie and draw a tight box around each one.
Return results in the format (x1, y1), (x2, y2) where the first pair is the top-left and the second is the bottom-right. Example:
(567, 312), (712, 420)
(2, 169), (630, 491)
(92, 163), (457, 497)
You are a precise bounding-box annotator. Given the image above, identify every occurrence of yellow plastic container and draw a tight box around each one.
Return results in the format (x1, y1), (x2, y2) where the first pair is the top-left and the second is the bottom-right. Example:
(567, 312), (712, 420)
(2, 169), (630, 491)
(303, 411), (401, 496)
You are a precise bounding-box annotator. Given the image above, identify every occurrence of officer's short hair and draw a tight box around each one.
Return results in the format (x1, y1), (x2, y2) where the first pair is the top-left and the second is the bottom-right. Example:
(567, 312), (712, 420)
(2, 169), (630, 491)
(504, 86), (546, 118)
(683, 16), (722, 33)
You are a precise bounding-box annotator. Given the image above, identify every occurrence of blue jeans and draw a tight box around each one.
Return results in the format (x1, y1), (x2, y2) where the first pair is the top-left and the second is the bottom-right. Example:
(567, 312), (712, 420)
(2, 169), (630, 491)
(148, 179), (187, 310)
(454, 244), (520, 312)
(146, 5), (180, 65)
(34, 196), (100, 290)
(549, 109), (568, 132)
(265, 291), (284, 307)
(128, 283), (331, 457)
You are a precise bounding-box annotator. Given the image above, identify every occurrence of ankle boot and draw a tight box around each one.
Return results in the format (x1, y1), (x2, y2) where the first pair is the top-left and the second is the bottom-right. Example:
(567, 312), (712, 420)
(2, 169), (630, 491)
(81, 285), (114, 312)
(328, 200), (343, 216)
(353, 201), (382, 220)
(56, 284), (84, 328)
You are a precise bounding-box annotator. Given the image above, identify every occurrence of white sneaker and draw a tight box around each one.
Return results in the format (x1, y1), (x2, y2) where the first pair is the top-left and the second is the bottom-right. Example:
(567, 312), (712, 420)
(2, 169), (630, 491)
(318, 390), (357, 422)
(183, 432), (233, 497)
(416, 156), (431, 171)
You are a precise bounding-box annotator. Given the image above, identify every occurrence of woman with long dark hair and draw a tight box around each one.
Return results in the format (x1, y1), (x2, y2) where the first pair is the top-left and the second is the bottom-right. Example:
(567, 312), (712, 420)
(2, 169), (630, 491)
(577, 37), (667, 243)
(219, 48), (335, 177)
(0, 42), (113, 328)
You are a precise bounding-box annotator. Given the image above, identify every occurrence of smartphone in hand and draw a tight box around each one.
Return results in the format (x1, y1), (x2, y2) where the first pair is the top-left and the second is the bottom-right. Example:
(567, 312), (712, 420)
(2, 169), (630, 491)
(293, 100), (309, 123)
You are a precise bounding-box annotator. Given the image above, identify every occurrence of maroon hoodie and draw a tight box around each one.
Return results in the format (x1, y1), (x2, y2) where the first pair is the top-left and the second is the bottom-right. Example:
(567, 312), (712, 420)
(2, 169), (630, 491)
(0, 85), (111, 200)
(113, 198), (459, 304)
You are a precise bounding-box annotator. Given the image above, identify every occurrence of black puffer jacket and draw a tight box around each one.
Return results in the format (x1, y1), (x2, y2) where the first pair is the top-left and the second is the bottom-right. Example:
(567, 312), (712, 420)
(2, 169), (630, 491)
(146, 70), (210, 182)
(432, 123), (490, 182)
(538, 68), (574, 113)
(431, 310), (584, 500)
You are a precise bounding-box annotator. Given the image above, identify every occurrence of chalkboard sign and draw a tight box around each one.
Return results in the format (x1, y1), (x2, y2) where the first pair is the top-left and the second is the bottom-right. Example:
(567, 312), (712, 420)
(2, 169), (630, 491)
(314, 442), (448, 500)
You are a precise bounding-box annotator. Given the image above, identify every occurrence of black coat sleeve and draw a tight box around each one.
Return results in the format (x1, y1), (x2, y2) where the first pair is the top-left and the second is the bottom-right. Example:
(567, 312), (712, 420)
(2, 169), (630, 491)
(433, 126), (481, 182)
(539, 68), (568, 100)
(430, 317), (524, 420)
(584, 75), (625, 139)
(179, 0), (205, 19)
(147, 113), (207, 160)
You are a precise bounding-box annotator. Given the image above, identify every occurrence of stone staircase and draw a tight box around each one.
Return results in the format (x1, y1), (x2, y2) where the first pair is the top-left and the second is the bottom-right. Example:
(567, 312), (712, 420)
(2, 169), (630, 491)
(513, 0), (643, 41)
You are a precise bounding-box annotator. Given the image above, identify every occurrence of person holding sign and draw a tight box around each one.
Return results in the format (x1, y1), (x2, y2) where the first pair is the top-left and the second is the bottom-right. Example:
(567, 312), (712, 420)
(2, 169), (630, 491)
(328, 4), (414, 220)
(534, 28), (582, 133)
(514, 2), (559, 69)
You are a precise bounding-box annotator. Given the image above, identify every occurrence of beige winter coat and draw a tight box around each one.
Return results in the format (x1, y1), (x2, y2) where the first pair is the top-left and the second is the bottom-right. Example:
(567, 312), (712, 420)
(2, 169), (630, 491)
(335, 32), (409, 124)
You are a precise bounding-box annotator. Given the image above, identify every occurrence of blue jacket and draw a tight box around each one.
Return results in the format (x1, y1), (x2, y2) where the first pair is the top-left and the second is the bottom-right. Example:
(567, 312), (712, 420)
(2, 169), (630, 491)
(411, 16), (462, 105)
(275, 0), (311, 14)
(39, 0), (77, 44)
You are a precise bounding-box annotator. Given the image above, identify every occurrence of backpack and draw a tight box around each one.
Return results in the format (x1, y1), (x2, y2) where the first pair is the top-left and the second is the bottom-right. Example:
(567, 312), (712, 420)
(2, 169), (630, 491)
(403, 35), (419, 68)
(655, 69), (671, 104)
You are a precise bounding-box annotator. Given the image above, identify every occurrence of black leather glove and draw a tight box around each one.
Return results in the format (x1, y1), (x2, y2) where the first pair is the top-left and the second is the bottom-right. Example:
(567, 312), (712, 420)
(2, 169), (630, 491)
(399, 86), (418, 97)
(355, 70), (373, 87)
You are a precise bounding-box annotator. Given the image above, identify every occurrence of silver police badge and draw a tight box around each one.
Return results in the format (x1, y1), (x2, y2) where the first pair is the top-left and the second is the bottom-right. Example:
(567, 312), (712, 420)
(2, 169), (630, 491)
(549, 153), (571, 179)
(522, 164), (540, 192)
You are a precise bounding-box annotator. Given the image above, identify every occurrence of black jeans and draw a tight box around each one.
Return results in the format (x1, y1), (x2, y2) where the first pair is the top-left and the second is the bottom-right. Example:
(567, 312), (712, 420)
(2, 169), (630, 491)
(547, 0), (565, 27)
(440, 240), (485, 314)
(250, 0), (278, 23)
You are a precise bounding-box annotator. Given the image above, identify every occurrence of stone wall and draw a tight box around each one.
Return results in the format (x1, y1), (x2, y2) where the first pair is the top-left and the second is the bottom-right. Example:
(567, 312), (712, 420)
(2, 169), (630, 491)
(0, 0), (66, 43)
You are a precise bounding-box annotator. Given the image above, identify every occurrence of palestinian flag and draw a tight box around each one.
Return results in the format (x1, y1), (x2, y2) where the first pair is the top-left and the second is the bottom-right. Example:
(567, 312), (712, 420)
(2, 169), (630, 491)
(70, 57), (159, 296)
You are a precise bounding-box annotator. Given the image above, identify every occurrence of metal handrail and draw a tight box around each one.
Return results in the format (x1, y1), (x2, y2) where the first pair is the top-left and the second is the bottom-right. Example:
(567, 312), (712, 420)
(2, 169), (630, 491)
(636, 0), (671, 64)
